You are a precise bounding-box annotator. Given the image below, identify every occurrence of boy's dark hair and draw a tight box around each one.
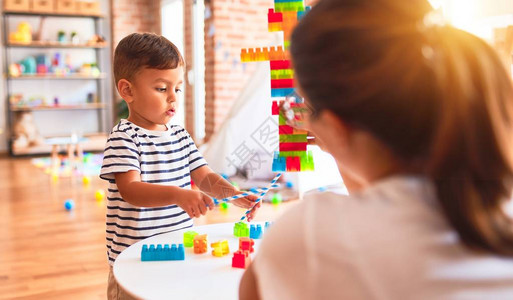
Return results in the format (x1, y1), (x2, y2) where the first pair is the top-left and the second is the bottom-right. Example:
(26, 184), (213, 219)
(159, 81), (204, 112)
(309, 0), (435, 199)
(113, 32), (185, 85)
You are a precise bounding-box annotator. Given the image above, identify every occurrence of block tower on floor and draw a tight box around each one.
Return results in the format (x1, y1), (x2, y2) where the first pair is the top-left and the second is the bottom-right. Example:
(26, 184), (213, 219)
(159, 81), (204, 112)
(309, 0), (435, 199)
(240, 0), (314, 172)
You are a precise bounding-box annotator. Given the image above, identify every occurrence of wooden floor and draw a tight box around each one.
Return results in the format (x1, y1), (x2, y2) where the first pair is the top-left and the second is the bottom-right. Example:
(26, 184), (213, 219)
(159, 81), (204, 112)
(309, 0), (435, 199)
(0, 156), (295, 299)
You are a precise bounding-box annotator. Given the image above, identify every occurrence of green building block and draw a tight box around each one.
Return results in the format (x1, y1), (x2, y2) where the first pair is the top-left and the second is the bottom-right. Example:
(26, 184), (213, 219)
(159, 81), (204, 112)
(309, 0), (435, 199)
(183, 231), (198, 247)
(234, 222), (250, 237)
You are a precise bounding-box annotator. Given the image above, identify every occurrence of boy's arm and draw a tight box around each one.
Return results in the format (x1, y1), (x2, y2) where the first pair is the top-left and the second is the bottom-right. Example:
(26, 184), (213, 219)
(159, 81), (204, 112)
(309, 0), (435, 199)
(191, 165), (261, 220)
(114, 171), (214, 218)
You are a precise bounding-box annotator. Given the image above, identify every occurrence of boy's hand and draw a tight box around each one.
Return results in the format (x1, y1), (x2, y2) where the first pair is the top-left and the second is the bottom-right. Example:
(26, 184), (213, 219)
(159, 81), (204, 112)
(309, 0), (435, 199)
(177, 190), (214, 218)
(231, 193), (261, 222)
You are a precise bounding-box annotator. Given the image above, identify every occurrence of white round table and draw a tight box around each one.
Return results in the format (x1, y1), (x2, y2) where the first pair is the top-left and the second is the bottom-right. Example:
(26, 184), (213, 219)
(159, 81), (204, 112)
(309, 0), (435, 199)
(114, 222), (264, 299)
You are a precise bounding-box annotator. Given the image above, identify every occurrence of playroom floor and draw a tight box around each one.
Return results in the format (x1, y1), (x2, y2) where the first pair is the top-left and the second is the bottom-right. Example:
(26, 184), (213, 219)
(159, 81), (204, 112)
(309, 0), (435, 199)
(0, 155), (297, 300)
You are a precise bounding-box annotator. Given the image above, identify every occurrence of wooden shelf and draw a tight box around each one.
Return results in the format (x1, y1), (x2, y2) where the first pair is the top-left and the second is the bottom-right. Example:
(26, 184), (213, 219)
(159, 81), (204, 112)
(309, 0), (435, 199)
(10, 103), (106, 111)
(7, 73), (106, 80)
(2, 10), (104, 19)
(11, 133), (108, 156)
(7, 41), (107, 48)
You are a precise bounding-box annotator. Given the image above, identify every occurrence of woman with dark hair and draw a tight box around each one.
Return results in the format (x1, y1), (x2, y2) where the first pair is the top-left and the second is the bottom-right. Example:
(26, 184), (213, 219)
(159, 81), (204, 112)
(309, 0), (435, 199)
(240, 0), (513, 299)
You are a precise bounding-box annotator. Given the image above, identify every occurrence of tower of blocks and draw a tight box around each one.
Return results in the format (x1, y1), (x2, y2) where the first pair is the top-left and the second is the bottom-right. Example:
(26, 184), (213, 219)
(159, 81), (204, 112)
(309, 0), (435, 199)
(141, 243), (185, 261)
(240, 0), (314, 172)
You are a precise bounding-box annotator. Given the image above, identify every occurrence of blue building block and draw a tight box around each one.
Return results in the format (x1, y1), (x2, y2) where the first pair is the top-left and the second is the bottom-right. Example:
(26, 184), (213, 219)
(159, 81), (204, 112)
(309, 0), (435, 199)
(141, 243), (185, 261)
(265, 221), (273, 230)
(271, 88), (295, 98)
(250, 225), (263, 239)
(272, 152), (286, 172)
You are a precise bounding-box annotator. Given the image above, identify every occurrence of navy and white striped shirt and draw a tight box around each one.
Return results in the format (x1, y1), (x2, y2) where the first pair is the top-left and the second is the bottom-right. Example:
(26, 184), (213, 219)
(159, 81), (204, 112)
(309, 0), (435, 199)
(100, 119), (207, 265)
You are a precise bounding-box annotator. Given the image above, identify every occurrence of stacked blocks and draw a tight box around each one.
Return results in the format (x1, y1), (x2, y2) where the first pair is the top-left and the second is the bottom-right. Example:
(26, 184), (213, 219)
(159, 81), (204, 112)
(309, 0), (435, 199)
(183, 231), (198, 248)
(211, 240), (230, 257)
(141, 243), (185, 261)
(240, 0), (313, 173)
(232, 237), (255, 269)
(193, 234), (208, 254)
(233, 222), (250, 237)
(250, 225), (263, 239)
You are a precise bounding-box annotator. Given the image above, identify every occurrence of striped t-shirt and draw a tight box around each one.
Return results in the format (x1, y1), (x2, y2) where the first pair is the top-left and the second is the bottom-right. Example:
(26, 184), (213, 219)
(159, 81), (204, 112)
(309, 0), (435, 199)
(100, 119), (207, 265)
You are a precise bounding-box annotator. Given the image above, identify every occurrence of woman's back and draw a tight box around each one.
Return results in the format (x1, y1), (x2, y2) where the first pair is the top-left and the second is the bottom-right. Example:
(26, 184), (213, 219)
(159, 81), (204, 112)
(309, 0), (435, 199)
(254, 176), (513, 299)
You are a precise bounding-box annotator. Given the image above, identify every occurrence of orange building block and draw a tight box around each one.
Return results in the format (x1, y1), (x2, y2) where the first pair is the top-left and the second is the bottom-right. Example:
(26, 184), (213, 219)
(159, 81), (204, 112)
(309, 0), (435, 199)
(239, 237), (255, 253)
(193, 234), (208, 254)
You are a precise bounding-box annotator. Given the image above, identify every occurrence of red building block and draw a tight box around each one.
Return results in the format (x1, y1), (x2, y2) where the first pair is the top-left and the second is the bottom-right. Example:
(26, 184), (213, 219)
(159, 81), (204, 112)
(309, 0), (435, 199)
(280, 142), (307, 152)
(268, 8), (283, 23)
(272, 101), (279, 115)
(232, 250), (251, 269)
(286, 156), (301, 171)
(270, 60), (291, 70)
(271, 79), (294, 89)
(239, 237), (255, 253)
(279, 125), (294, 134)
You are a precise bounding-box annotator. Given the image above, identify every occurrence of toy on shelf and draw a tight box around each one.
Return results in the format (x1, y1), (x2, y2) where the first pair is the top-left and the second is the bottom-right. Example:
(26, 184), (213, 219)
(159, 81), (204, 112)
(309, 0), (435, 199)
(211, 240), (230, 257)
(57, 30), (67, 43)
(250, 224), (263, 239)
(183, 231), (198, 247)
(193, 234), (208, 254)
(9, 22), (32, 44)
(141, 243), (185, 261)
(87, 34), (106, 46)
(234, 222), (249, 237)
(240, 0), (314, 173)
(12, 111), (44, 149)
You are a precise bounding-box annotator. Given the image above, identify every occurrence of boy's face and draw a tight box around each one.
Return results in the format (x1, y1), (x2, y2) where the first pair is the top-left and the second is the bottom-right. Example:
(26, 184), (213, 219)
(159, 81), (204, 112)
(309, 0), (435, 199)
(124, 66), (184, 131)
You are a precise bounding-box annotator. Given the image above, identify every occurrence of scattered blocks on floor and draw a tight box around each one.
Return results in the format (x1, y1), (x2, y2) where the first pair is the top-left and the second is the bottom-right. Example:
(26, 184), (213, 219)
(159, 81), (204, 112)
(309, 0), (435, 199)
(194, 234), (208, 254)
(141, 243), (185, 261)
(211, 240), (230, 257)
(183, 231), (198, 248)
(234, 221), (250, 237)
(250, 225), (263, 239)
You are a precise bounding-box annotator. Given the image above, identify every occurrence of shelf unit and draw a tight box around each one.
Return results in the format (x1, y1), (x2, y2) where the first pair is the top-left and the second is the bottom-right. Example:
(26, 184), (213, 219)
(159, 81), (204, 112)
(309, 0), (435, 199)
(1, 5), (112, 156)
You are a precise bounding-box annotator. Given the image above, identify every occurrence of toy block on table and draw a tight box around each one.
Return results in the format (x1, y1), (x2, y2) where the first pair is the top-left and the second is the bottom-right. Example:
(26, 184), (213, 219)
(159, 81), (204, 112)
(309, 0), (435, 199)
(265, 221), (273, 230)
(193, 234), (208, 254)
(183, 231), (198, 248)
(250, 225), (263, 239)
(239, 237), (255, 253)
(211, 240), (230, 257)
(232, 250), (251, 269)
(141, 243), (185, 261)
(233, 221), (250, 237)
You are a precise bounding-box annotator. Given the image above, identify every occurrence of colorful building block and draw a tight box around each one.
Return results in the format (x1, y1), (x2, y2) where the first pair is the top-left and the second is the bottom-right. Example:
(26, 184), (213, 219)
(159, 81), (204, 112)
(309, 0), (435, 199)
(211, 240), (230, 257)
(234, 221), (250, 237)
(265, 221), (273, 230)
(250, 225), (263, 239)
(232, 250), (251, 269)
(141, 243), (185, 261)
(239, 237), (255, 253)
(193, 234), (208, 254)
(183, 231), (198, 248)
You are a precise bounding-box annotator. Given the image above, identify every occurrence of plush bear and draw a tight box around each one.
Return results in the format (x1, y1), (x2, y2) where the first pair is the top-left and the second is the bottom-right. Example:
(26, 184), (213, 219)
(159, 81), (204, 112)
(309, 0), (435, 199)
(12, 112), (43, 149)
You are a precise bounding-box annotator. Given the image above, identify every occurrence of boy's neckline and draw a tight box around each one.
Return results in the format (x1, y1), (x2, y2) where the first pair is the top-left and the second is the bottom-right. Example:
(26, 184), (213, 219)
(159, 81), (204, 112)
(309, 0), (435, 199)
(122, 119), (171, 135)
